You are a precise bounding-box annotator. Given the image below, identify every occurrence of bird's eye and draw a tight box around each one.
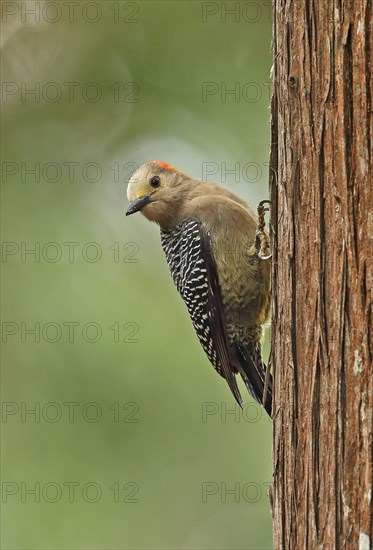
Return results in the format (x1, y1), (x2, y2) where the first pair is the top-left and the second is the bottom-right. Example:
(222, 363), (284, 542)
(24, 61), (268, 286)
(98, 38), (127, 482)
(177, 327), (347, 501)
(150, 176), (160, 188)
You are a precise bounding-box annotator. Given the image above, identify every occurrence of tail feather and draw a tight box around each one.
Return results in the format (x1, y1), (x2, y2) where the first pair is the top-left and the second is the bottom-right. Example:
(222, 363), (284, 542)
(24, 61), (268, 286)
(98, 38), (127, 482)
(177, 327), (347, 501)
(235, 344), (272, 416)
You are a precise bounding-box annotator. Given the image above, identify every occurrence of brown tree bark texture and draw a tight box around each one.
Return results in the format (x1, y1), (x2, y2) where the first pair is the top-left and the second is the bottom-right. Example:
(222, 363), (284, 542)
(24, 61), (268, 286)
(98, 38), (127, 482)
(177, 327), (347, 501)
(270, 0), (372, 548)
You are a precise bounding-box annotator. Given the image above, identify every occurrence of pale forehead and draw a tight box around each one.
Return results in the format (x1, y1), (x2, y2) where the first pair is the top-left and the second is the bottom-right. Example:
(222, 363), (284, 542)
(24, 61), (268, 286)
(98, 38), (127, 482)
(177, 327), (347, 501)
(129, 162), (163, 184)
(127, 163), (159, 199)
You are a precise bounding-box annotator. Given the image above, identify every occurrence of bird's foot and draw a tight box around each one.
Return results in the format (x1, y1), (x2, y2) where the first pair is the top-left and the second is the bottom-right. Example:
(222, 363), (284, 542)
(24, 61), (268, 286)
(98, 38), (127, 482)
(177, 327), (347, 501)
(255, 200), (272, 260)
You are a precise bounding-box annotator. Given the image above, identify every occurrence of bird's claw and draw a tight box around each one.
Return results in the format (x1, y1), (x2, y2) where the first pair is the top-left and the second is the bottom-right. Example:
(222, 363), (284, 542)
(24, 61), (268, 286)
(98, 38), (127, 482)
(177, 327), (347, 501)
(258, 252), (272, 260)
(255, 200), (271, 259)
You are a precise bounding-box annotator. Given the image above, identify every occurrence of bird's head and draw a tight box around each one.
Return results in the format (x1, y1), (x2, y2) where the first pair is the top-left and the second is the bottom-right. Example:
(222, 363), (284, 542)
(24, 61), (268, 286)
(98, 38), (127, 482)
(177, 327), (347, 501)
(126, 161), (191, 229)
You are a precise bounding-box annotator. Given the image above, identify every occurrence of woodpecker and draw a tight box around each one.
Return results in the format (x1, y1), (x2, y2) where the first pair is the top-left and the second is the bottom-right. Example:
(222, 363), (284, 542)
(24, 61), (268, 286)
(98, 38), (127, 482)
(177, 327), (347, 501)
(126, 161), (272, 415)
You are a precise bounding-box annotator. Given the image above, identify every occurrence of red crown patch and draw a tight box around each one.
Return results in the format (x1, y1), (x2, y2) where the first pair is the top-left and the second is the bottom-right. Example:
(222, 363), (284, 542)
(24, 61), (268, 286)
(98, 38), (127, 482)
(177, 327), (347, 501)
(152, 161), (179, 172)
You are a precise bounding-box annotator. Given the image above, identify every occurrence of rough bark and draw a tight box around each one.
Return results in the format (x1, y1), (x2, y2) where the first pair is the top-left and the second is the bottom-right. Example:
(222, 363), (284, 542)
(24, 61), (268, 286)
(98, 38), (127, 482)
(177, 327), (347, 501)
(270, 0), (372, 548)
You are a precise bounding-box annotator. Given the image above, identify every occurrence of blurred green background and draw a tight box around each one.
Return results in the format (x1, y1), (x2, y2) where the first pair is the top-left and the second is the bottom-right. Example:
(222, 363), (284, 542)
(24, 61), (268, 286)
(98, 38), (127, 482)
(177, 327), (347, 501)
(1, 1), (273, 548)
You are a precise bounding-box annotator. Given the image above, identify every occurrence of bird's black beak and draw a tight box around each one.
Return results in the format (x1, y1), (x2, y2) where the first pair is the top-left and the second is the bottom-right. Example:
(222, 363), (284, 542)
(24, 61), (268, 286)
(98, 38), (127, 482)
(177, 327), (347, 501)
(126, 192), (154, 216)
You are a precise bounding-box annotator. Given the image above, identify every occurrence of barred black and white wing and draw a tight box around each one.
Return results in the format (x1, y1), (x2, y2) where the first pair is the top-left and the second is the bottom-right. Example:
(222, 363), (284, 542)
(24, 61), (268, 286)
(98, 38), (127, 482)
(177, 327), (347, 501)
(160, 220), (243, 407)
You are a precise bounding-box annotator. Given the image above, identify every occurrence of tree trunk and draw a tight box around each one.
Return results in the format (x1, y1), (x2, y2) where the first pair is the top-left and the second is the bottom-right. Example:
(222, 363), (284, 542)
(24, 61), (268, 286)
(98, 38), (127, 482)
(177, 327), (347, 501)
(269, 1), (372, 548)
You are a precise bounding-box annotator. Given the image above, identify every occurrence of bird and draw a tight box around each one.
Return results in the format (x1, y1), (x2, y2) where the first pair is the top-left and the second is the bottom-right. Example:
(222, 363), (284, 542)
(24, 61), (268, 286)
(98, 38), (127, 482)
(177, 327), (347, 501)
(126, 161), (272, 415)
